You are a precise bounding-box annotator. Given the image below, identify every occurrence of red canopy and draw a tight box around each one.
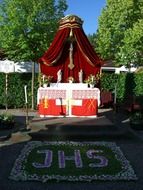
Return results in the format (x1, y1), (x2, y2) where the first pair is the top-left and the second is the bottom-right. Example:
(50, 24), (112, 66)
(39, 15), (103, 82)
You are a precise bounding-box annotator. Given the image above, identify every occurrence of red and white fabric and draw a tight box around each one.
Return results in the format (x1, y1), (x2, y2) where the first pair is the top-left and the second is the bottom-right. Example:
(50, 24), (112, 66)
(37, 87), (100, 117)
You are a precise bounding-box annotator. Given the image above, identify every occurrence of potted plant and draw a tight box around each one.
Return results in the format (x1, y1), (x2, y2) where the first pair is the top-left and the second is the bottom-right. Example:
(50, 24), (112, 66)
(0, 112), (15, 130)
(41, 75), (53, 87)
(84, 73), (101, 88)
(129, 111), (143, 130)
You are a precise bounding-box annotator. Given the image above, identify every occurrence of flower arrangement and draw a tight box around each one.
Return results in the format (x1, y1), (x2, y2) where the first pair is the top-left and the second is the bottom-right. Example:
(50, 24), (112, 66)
(85, 73), (101, 86)
(130, 111), (143, 130)
(44, 76), (53, 84)
(0, 112), (15, 129)
(9, 141), (137, 183)
(67, 76), (75, 83)
(41, 75), (53, 87)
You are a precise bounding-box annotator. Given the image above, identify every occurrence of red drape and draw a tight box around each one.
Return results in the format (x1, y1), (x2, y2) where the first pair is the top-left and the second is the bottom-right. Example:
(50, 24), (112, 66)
(39, 28), (70, 66)
(39, 19), (103, 83)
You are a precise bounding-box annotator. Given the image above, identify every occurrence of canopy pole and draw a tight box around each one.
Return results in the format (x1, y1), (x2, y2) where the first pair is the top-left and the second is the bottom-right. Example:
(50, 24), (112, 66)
(5, 73), (8, 111)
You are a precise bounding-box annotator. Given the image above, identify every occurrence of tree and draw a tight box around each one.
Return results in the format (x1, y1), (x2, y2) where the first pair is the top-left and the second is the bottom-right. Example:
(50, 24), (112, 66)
(116, 19), (143, 67)
(0, 0), (67, 109)
(87, 33), (97, 49)
(96, 0), (143, 67)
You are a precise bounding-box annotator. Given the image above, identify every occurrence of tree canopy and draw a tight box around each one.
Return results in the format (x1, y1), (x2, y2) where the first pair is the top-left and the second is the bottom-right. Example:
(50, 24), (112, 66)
(87, 33), (97, 49)
(0, 0), (67, 110)
(0, 0), (67, 62)
(96, 0), (143, 67)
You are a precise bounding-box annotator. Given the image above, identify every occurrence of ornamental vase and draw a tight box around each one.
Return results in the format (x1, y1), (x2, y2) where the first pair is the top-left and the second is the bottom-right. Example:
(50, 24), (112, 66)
(90, 84), (94, 88)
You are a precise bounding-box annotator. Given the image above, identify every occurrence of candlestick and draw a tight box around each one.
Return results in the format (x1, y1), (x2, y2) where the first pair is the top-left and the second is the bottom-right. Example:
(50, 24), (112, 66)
(24, 85), (28, 104)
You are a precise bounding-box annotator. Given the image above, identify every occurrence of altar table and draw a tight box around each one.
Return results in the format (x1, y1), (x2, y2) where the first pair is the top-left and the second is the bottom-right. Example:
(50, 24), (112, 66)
(37, 86), (100, 117)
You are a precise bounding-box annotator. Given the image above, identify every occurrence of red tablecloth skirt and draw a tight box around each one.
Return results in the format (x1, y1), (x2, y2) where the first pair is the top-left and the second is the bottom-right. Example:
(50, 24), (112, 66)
(38, 99), (66, 116)
(72, 99), (98, 116)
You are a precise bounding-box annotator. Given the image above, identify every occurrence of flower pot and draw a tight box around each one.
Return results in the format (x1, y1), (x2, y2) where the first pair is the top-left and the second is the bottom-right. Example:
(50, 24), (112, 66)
(130, 121), (143, 130)
(43, 84), (48, 88)
(89, 84), (94, 88)
(129, 112), (143, 130)
(0, 120), (15, 130)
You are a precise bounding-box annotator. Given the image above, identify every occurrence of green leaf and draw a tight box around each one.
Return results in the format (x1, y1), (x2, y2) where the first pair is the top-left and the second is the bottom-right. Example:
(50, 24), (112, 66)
(96, 0), (143, 67)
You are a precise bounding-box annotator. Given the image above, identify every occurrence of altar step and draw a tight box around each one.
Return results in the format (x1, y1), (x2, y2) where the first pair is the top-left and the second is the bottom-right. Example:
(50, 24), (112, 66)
(28, 115), (128, 141)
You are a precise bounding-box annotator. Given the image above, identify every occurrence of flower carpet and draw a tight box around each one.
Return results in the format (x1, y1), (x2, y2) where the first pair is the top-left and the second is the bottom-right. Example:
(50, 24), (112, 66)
(9, 141), (137, 183)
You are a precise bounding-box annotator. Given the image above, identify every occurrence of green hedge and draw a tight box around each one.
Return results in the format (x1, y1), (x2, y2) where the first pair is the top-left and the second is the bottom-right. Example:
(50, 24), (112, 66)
(0, 72), (143, 109)
(101, 72), (143, 103)
(0, 73), (38, 109)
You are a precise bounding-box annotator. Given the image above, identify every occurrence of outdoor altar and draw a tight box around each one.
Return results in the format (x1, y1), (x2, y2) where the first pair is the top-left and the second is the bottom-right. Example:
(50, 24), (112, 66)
(37, 83), (100, 117)
(37, 15), (103, 117)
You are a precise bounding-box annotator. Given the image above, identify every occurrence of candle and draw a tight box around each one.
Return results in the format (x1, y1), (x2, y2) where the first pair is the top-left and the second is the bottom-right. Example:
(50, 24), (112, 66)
(24, 85), (28, 104)
(91, 76), (94, 83)
(42, 75), (45, 83)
